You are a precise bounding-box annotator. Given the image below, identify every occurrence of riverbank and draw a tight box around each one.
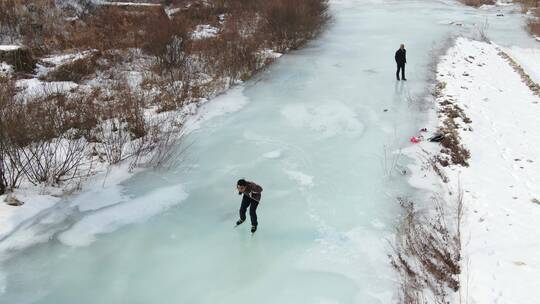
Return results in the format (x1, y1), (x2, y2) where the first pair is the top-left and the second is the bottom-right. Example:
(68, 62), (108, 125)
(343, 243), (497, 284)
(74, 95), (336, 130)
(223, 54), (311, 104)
(404, 37), (540, 303)
(0, 85), (251, 254)
(0, 0), (329, 255)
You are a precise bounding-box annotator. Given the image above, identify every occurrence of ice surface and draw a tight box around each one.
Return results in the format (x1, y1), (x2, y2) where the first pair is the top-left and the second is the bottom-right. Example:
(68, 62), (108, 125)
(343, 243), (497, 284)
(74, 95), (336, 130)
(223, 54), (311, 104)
(0, 1), (537, 303)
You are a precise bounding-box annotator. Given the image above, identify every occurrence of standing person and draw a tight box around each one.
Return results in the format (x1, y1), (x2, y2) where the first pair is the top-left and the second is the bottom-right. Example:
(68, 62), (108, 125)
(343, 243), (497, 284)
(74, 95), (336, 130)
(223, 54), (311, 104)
(395, 44), (407, 81)
(235, 179), (263, 233)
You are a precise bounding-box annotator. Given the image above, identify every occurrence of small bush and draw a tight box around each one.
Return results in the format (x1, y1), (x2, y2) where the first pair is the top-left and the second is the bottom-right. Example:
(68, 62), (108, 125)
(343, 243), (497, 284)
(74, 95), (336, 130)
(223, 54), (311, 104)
(44, 52), (100, 83)
(262, 0), (330, 52)
(0, 47), (36, 73)
(391, 195), (463, 303)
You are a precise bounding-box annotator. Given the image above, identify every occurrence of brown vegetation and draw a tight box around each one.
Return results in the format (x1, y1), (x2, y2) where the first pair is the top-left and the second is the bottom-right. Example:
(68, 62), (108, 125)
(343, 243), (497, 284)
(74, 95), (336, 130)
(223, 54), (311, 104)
(43, 52), (101, 83)
(433, 82), (472, 167)
(391, 194), (463, 303)
(514, 1), (540, 36)
(0, 47), (35, 73)
(498, 49), (540, 97)
(459, 0), (495, 7)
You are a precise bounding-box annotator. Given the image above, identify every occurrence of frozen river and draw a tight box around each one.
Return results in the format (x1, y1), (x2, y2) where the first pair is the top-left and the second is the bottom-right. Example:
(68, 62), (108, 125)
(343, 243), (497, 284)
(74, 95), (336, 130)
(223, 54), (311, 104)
(0, 1), (536, 303)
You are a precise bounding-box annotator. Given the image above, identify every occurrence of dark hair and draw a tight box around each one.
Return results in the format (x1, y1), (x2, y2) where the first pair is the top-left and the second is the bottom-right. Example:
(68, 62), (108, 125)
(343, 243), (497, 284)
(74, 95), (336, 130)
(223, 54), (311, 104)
(237, 179), (247, 186)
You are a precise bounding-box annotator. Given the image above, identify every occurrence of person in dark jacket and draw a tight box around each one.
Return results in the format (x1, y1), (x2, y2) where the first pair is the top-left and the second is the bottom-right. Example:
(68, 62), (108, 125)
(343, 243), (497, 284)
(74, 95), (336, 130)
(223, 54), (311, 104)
(395, 44), (407, 81)
(236, 179), (263, 233)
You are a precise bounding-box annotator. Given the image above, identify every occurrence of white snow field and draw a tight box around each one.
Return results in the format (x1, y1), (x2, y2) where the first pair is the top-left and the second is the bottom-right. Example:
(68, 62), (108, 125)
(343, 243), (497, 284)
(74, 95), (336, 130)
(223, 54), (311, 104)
(0, 1), (538, 303)
(432, 38), (540, 304)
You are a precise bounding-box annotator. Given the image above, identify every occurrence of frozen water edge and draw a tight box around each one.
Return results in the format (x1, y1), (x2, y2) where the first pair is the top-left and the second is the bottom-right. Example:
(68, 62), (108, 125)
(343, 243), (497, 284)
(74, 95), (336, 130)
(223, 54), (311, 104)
(0, 86), (250, 253)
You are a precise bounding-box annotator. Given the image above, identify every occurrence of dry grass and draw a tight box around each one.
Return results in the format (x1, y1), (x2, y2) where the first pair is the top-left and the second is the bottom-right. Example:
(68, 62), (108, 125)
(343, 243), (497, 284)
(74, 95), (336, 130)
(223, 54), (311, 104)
(459, 0), (496, 7)
(436, 98), (472, 167)
(391, 193), (463, 303)
(498, 49), (540, 97)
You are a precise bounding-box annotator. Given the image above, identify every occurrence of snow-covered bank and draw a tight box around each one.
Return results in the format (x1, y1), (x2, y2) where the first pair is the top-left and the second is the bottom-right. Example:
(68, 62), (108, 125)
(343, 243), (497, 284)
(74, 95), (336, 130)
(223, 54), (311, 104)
(406, 37), (540, 303)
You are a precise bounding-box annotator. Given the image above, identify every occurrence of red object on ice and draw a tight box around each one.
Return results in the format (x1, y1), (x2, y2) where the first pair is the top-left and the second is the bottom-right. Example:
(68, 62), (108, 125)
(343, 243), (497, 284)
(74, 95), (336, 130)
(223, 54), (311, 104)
(410, 136), (420, 143)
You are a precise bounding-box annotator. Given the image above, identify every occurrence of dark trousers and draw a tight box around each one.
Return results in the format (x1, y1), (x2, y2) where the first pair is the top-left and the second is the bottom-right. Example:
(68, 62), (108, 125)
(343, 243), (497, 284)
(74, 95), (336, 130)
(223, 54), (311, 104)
(396, 63), (405, 80)
(239, 195), (259, 226)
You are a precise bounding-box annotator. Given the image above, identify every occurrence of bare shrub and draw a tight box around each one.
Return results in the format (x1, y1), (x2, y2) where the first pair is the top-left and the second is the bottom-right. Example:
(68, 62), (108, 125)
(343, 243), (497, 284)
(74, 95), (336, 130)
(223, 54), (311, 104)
(44, 52), (100, 83)
(476, 18), (490, 42)
(0, 142), (27, 194)
(0, 0), (74, 54)
(419, 149), (449, 183)
(145, 114), (188, 170)
(0, 77), (25, 194)
(93, 81), (149, 165)
(1, 83), (92, 187)
(68, 5), (169, 51)
(143, 17), (191, 72)
(0, 47), (36, 73)
(262, 0), (330, 52)
(94, 119), (131, 165)
(20, 136), (88, 186)
(391, 193), (463, 303)
(94, 91), (187, 171)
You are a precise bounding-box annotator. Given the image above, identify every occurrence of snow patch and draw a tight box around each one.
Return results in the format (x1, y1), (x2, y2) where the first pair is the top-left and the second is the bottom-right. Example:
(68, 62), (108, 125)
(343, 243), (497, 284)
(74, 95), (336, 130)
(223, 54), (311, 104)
(97, 2), (161, 7)
(42, 51), (93, 66)
(191, 25), (219, 40)
(258, 49), (283, 60)
(285, 170), (314, 187)
(263, 150), (282, 159)
(58, 184), (188, 247)
(0, 45), (22, 51)
(0, 62), (13, 76)
(0, 192), (60, 241)
(16, 78), (78, 98)
(165, 7), (181, 18)
(281, 102), (364, 137)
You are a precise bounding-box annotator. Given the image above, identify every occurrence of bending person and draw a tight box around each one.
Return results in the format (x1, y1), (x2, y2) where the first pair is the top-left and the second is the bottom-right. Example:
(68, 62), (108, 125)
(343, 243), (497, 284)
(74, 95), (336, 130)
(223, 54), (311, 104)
(235, 179), (263, 233)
